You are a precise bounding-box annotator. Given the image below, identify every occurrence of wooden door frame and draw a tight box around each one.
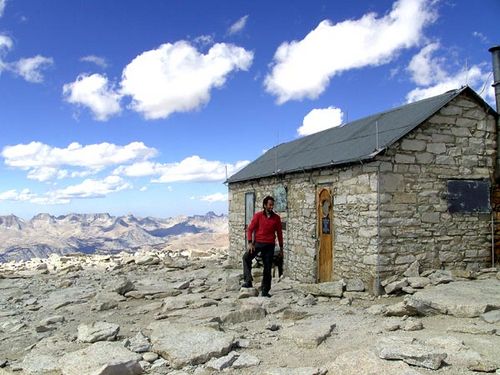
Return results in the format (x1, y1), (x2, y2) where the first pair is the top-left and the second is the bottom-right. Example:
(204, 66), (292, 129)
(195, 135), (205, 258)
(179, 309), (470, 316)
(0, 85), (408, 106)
(317, 187), (333, 282)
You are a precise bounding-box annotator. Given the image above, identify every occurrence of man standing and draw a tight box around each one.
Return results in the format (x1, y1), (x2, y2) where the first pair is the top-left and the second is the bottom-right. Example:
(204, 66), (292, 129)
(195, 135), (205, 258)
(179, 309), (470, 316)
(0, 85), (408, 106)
(242, 195), (283, 297)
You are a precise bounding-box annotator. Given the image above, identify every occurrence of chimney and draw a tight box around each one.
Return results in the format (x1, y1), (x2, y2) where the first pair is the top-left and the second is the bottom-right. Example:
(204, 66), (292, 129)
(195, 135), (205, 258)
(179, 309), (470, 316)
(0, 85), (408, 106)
(489, 46), (500, 180)
(490, 46), (500, 112)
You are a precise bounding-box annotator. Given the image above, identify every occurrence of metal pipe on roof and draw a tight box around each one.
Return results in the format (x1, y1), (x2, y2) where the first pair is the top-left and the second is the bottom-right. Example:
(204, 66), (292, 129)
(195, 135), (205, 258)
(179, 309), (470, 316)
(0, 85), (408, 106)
(489, 46), (500, 181)
(489, 46), (500, 112)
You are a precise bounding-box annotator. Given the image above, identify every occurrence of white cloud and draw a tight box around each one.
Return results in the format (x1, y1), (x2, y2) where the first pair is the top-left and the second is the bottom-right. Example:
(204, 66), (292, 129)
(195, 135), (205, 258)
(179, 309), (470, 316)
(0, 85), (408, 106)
(0, 188), (34, 201)
(264, 0), (436, 104)
(407, 42), (447, 86)
(120, 41), (253, 119)
(0, 177), (130, 205)
(113, 155), (250, 183)
(62, 73), (122, 121)
(112, 161), (158, 177)
(193, 35), (214, 46)
(0, 34), (13, 75)
(297, 106), (344, 136)
(27, 167), (68, 182)
(11, 55), (54, 83)
(0, 34), (12, 53)
(49, 176), (131, 199)
(80, 55), (109, 68)
(2, 141), (157, 181)
(228, 15), (249, 35)
(139, 186), (148, 192)
(472, 31), (488, 44)
(405, 43), (494, 103)
(200, 192), (228, 203)
(0, 0), (6, 17)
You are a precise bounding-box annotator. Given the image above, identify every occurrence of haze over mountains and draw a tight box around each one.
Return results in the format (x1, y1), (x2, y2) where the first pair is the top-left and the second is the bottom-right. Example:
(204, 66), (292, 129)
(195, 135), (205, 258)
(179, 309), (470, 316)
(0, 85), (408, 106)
(0, 212), (228, 262)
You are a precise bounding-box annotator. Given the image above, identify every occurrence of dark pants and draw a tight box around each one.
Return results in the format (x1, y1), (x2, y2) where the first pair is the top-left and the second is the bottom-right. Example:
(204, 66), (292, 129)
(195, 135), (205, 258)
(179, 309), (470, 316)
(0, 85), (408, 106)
(243, 242), (275, 294)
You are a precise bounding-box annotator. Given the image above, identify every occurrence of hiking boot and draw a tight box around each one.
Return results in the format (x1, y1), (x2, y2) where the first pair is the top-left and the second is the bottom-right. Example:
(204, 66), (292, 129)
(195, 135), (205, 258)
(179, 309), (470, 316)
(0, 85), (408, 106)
(261, 292), (271, 298)
(241, 281), (253, 288)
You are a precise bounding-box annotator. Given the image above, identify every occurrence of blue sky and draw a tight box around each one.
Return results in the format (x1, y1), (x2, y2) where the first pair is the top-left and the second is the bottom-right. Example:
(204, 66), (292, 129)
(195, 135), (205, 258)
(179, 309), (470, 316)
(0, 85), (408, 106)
(0, 0), (498, 219)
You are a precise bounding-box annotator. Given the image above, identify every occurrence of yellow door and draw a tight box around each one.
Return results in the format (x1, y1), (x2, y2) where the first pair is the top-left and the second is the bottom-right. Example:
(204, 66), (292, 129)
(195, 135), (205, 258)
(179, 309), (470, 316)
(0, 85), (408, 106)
(317, 188), (333, 282)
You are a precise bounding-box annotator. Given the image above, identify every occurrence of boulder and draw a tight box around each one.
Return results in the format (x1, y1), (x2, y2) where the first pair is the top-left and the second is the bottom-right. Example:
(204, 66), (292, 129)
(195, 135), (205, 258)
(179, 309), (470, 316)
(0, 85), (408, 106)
(77, 321), (120, 343)
(481, 309), (500, 324)
(59, 341), (143, 375)
(403, 261), (420, 277)
(232, 352), (261, 369)
(406, 279), (500, 317)
(107, 278), (135, 295)
(148, 321), (235, 369)
(221, 306), (266, 324)
(429, 270), (454, 285)
(327, 349), (423, 375)
(384, 279), (408, 294)
(125, 331), (151, 353)
(281, 319), (335, 348)
(377, 337), (447, 370)
(345, 278), (365, 292)
(22, 352), (61, 374)
(407, 277), (430, 289)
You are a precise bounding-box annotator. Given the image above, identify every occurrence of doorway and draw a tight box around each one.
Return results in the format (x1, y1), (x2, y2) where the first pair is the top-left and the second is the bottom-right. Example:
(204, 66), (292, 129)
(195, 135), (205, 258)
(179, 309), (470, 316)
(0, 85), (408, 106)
(317, 188), (333, 282)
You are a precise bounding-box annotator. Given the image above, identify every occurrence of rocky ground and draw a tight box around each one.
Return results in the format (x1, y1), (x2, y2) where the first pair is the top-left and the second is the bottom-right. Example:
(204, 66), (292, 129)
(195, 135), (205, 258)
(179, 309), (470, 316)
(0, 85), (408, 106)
(0, 251), (499, 375)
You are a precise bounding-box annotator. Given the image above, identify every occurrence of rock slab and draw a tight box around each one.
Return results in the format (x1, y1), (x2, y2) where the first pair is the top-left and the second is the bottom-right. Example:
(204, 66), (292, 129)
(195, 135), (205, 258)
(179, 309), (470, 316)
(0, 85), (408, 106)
(59, 341), (143, 375)
(149, 321), (235, 369)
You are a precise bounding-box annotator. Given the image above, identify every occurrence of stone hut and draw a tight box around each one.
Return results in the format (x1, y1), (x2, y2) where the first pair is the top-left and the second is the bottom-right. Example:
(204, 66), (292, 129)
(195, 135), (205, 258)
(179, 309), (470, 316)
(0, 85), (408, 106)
(227, 86), (498, 294)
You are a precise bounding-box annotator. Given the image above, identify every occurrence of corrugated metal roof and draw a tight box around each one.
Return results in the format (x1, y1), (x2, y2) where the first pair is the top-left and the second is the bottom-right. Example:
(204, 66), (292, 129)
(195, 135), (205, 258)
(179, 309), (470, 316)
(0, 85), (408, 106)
(227, 87), (490, 184)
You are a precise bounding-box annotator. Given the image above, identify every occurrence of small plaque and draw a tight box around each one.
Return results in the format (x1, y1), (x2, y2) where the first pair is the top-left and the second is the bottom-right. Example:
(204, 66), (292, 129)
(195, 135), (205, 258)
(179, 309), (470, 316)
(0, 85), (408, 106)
(322, 217), (330, 234)
(274, 185), (287, 212)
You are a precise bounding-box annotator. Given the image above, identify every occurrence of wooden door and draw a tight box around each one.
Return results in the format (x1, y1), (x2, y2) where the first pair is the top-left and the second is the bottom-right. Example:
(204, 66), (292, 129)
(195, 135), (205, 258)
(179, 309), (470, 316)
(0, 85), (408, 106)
(317, 188), (333, 282)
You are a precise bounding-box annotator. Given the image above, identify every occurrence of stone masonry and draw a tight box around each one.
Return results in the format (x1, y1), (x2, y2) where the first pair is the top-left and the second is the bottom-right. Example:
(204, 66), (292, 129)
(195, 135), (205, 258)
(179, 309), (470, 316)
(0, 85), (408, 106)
(228, 91), (496, 293)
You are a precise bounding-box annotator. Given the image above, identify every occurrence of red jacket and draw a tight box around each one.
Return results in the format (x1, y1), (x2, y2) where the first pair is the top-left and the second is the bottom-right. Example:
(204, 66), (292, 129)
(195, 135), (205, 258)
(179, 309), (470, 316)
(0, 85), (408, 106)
(247, 210), (283, 248)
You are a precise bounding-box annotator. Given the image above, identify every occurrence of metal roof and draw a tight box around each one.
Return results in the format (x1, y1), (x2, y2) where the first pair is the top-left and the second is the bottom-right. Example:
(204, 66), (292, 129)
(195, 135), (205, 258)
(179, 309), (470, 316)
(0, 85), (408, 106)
(228, 87), (495, 184)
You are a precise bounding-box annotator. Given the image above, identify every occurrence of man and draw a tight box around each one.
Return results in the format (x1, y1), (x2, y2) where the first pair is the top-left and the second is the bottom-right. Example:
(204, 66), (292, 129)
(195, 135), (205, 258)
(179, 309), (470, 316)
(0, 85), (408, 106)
(242, 195), (283, 297)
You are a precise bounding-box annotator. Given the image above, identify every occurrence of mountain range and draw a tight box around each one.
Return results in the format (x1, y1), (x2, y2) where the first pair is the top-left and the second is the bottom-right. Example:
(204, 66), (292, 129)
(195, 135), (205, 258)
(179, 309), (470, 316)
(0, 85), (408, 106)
(0, 212), (228, 262)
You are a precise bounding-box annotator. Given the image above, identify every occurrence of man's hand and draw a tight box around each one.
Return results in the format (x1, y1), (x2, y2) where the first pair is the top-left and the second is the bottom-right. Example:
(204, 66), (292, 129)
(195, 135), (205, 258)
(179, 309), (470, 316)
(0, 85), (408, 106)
(279, 247), (284, 258)
(247, 243), (255, 254)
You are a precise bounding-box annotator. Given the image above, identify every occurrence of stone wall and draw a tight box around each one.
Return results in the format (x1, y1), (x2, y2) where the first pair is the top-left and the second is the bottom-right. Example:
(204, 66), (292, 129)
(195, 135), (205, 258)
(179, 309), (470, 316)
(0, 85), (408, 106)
(377, 93), (496, 279)
(228, 165), (379, 286)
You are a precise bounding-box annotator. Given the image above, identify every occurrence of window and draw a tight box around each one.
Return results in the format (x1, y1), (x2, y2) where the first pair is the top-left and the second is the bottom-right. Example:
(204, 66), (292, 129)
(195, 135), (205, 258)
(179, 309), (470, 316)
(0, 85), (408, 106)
(446, 180), (490, 213)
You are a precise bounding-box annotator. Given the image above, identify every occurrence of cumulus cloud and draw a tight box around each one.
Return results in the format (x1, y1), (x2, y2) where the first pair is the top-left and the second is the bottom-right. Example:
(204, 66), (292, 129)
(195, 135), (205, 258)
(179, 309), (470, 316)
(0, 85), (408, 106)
(0, 177), (130, 205)
(120, 41), (253, 119)
(0, 37), (54, 83)
(11, 55), (54, 83)
(228, 15), (249, 35)
(80, 55), (108, 68)
(264, 0), (436, 103)
(27, 167), (68, 182)
(407, 42), (447, 86)
(2, 141), (157, 181)
(113, 155), (250, 183)
(0, 188), (34, 201)
(200, 192), (228, 203)
(49, 176), (131, 199)
(405, 43), (494, 103)
(62, 73), (122, 121)
(297, 106), (344, 136)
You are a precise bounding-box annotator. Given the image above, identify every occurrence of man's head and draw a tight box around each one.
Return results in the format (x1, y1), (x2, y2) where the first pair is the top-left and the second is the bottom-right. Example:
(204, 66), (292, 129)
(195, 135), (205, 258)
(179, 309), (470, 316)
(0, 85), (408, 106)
(263, 196), (275, 212)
